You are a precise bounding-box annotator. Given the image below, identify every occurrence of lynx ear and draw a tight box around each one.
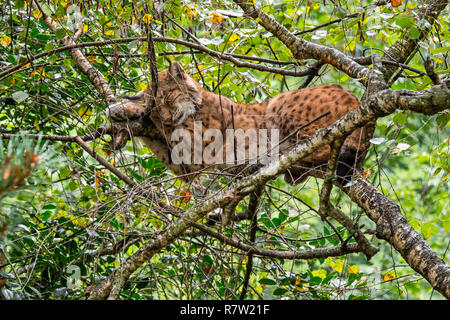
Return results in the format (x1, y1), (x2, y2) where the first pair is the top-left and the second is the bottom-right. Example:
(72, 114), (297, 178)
(169, 61), (186, 81)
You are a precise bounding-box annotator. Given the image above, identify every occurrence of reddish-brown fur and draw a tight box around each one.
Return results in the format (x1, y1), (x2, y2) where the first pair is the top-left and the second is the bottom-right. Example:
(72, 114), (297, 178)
(108, 62), (369, 183)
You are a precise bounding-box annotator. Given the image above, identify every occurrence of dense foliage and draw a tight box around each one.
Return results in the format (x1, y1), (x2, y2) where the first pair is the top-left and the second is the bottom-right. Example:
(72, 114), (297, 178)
(0, 0), (448, 300)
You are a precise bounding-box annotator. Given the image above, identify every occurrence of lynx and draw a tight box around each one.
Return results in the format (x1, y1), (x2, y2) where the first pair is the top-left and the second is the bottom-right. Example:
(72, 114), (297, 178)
(108, 61), (370, 184)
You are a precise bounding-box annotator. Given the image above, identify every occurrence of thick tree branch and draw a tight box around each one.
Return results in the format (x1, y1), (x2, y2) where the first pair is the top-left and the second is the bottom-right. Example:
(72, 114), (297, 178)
(340, 177), (450, 299)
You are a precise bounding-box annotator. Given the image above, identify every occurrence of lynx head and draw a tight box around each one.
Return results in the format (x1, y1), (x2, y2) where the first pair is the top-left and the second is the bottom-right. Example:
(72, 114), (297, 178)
(146, 61), (202, 125)
(107, 61), (202, 125)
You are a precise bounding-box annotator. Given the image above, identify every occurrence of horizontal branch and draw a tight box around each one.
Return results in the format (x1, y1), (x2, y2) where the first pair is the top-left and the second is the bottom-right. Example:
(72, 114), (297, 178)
(87, 51), (297, 65)
(190, 221), (362, 259)
(370, 80), (450, 115)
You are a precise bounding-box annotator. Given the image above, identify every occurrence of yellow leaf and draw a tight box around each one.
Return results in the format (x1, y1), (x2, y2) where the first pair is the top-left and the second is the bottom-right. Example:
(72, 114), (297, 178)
(83, 24), (89, 33)
(0, 35), (11, 48)
(209, 12), (223, 24)
(184, 6), (198, 18)
(312, 269), (327, 280)
(31, 10), (43, 19)
(135, 81), (148, 91)
(348, 265), (360, 274)
(78, 107), (92, 120)
(143, 14), (153, 24)
(326, 257), (344, 273)
(20, 62), (31, 70)
(242, 255), (248, 270)
(95, 170), (102, 190)
(346, 40), (356, 52)
(56, 210), (67, 219)
(105, 29), (114, 36)
(29, 67), (45, 80)
(313, 3), (320, 10)
(34, 120), (40, 131)
(295, 282), (309, 292)
(383, 271), (396, 282)
(228, 33), (240, 43)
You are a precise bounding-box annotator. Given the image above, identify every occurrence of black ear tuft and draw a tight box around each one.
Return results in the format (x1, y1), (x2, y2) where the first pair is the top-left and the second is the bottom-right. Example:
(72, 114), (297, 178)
(169, 61), (186, 80)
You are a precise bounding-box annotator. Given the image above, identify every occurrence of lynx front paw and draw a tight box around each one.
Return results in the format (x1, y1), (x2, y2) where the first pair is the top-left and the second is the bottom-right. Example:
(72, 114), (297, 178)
(107, 102), (147, 121)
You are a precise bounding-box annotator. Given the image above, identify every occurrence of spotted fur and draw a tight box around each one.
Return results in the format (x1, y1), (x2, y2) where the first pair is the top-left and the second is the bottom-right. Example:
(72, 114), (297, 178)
(108, 61), (369, 183)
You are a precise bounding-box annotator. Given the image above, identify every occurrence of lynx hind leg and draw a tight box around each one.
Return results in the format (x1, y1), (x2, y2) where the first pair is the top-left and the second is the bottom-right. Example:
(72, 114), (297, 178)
(107, 101), (147, 121)
(336, 146), (360, 184)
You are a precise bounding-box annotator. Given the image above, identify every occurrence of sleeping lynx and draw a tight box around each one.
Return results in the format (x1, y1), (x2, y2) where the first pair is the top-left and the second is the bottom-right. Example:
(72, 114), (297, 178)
(108, 61), (369, 184)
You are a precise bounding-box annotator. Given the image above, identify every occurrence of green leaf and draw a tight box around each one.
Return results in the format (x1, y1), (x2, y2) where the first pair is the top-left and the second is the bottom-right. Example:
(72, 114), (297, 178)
(336, 7), (347, 19)
(409, 219), (420, 230)
(56, 5), (66, 17)
(41, 212), (52, 221)
(443, 220), (450, 233)
(44, 42), (55, 52)
(431, 46), (450, 54)
(394, 15), (415, 29)
(55, 28), (66, 39)
(421, 222), (438, 240)
(15, 0), (25, 10)
(272, 287), (288, 296)
(259, 278), (276, 285)
(63, 58), (73, 70)
(409, 27), (421, 40)
(393, 112), (407, 126)
(435, 112), (449, 129)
